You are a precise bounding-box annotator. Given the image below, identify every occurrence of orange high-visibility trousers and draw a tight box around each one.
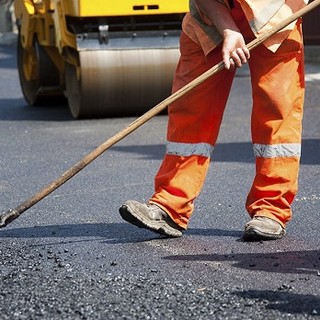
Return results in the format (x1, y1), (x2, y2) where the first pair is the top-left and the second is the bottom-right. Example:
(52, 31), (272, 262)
(149, 6), (305, 230)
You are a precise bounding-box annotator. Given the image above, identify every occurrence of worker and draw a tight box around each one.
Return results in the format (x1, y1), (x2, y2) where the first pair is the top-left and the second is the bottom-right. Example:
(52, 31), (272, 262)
(119, 0), (308, 241)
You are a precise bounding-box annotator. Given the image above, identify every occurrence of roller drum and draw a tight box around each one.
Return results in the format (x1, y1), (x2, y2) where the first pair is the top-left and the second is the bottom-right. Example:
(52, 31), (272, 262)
(66, 48), (180, 118)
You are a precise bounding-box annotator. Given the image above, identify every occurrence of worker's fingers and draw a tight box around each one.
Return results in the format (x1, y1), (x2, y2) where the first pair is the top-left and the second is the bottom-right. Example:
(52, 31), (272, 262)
(229, 47), (250, 68)
(223, 47), (250, 70)
(230, 48), (250, 68)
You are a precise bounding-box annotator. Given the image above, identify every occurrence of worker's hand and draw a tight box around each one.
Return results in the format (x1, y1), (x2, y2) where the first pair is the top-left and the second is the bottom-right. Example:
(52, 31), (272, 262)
(194, 0), (250, 70)
(221, 29), (250, 70)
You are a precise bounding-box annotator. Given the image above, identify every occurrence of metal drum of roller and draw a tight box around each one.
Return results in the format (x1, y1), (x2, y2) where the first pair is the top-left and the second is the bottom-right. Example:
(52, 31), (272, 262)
(66, 32), (180, 118)
(14, 0), (188, 119)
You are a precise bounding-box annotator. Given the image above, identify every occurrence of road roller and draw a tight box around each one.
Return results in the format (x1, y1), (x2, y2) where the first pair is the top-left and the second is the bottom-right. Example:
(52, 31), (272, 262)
(14, 0), (188, 118)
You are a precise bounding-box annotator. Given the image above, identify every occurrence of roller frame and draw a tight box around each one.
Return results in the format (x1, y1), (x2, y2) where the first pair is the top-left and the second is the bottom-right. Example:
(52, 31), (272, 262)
(14, 0), (188, 118)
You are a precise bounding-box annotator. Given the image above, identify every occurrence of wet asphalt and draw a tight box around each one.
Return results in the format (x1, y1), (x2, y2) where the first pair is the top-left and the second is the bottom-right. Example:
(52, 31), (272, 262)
(0, 42), (319, 319)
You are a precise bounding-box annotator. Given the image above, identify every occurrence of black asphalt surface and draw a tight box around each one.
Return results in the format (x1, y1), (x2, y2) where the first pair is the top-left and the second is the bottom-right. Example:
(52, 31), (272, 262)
(0, 42), (319, 319)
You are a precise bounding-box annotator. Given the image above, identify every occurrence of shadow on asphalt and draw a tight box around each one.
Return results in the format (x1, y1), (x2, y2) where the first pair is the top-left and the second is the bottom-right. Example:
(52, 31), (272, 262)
(0, 222), (242, 243)
(163, 249), (320, 275)
(0, 98), (72, 121)
(1, 223), (320, 276)
(234, 290), (320, 316)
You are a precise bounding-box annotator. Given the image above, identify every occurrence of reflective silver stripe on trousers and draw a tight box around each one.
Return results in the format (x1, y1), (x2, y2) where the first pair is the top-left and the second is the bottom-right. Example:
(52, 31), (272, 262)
(253, 143), (301, 158)
(166, 141), (214, 158)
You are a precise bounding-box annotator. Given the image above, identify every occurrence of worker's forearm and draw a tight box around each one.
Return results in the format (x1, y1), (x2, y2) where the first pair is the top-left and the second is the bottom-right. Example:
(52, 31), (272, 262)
(194, 0), (240, 37)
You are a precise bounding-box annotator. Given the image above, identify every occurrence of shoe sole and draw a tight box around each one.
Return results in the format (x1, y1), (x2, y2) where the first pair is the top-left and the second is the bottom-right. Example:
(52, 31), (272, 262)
(119, 205), (182, 238)
(243, 228), (285, 241)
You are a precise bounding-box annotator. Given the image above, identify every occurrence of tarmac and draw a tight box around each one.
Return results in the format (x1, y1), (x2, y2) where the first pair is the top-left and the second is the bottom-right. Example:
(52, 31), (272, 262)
(0, 30), (319, 320)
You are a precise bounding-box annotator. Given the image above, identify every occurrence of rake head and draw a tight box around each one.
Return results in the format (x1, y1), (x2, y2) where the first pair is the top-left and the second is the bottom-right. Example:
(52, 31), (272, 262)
(0, 209), (19, 228)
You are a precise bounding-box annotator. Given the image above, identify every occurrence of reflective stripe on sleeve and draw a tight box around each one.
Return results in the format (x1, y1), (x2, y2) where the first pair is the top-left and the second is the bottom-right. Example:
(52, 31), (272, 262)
(166, 141), (214, 158)
(253, 143), (301, 158)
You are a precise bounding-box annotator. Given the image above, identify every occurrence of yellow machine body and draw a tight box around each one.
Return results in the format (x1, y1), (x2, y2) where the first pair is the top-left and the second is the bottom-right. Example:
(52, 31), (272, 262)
(14, 0), (188, 118)
(63, 1), (188, 17)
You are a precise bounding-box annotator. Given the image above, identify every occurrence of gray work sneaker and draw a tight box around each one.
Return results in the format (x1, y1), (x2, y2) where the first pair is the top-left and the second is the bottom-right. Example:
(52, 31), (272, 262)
(243, 216), (286, 241)
(119, 200), (183, 238)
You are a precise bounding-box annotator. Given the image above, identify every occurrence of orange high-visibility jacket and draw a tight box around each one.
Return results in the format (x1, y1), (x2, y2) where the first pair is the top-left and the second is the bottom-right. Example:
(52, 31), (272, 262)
(184, 0), (309, 55)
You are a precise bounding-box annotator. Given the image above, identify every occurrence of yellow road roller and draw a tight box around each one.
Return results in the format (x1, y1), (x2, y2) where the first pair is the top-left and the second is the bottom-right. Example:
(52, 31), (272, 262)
(14, 0), (188, 118)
